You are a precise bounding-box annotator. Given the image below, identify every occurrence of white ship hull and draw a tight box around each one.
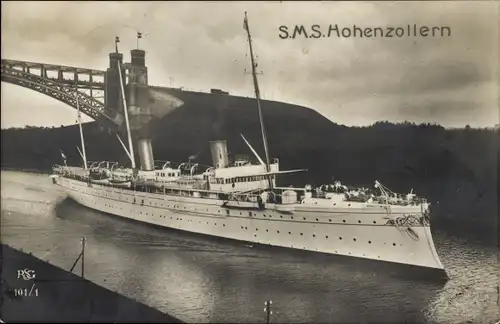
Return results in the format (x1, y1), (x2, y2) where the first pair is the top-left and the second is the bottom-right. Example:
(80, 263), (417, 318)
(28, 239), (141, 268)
(55, 176), (444, 271)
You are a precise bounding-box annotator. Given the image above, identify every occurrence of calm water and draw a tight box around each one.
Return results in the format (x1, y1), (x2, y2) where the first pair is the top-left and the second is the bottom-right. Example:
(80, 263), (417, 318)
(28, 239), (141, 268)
(1, 171), (499, 323)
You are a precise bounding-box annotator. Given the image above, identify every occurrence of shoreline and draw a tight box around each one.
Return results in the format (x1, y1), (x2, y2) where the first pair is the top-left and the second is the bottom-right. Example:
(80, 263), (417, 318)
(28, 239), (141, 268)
(0, 244), (183, 323)
(1, 167), (51, 175)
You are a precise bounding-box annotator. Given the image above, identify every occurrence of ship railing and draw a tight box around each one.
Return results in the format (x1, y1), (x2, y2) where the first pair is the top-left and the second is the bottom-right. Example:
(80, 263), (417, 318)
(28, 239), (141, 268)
(281, 187), (427, 206)
(227, 189), (296, 205)
(227, 189), (264, 203)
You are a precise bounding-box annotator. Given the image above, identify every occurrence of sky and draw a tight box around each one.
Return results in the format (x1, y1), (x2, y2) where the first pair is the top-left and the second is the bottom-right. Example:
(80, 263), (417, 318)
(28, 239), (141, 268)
(1, 1), (499, 129)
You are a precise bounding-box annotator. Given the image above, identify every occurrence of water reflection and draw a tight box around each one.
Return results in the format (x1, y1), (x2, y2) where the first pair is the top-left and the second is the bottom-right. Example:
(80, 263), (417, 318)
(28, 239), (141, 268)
(1, 171), (499, 323)
(52, 198), (444, 323)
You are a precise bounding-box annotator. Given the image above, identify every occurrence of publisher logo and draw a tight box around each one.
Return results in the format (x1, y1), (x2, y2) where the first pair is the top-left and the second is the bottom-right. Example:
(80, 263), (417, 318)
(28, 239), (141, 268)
(17, 268), (36, 281)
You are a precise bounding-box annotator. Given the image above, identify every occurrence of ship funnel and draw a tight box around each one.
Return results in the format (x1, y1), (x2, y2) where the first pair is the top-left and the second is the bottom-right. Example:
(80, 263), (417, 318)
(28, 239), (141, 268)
(209, 140), (229, 169)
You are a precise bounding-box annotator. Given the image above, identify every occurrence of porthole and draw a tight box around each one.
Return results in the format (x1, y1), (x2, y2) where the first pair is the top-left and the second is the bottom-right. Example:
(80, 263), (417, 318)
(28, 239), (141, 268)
(339, 237), (343, 240)
(373, 221), (376, 224)
(280, 215), (283, 218)
(343, 220), (346, 223)
(358, 220), (361, 224)
(303, 217), (306, 220)
(329, 219), (332, 222)
(277, 230), (280, 233)
(256, 228), (259, 231)
(368, 241), (372, 244)
(300, 233), (303, 236)
(353, 238), (356, 241)
(316, 218), (319, 221)
(393, 243), (396, 246)
(266, 229), (269, 232)
(313, 234), (316, 237)
(348, 204), (351, 207)
(288, 232), (291, 234)
(326, 236), (329, 239)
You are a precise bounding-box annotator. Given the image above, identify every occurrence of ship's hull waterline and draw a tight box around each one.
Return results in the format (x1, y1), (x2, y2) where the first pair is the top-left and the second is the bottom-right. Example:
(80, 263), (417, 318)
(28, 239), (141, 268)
(54, 176), (445, 271)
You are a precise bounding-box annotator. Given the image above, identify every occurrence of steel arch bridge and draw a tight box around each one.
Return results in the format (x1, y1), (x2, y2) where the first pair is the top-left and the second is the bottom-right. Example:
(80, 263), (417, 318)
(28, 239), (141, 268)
(1, 58), (119, 126)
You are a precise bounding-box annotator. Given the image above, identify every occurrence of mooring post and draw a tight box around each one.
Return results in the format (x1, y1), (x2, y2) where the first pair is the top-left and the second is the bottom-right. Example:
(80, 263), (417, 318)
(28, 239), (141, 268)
(81, 237), (86, 279)
(264, 300), (272, 324)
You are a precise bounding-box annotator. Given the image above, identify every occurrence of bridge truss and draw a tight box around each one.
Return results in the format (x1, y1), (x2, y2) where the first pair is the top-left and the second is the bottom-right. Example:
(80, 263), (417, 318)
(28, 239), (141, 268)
(1, 59), (118, 126)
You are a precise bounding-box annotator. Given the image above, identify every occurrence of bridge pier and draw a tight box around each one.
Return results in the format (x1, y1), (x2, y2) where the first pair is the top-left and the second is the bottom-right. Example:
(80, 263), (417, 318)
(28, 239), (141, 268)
(127, 49), (154, 171)
(105, 52), (125, 123)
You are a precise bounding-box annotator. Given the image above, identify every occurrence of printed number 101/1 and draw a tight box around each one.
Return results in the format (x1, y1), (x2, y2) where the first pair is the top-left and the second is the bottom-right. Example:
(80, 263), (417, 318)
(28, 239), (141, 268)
(15, 287), (38, 297)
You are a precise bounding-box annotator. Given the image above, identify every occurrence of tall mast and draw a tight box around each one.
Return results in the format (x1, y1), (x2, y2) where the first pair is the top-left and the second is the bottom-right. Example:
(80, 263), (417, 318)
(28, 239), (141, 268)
(115, 37), (136, 169)
(75, 89), (88, 170)
(244, 12), (273, 190)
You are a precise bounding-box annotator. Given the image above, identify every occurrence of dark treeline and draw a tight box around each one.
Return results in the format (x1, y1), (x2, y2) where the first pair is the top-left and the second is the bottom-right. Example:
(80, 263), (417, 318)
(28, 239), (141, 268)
(1, 100), (498, 244)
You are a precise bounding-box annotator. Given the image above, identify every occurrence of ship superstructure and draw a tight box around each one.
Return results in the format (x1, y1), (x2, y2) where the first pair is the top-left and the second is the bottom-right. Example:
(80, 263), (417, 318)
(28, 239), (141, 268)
(51, 13), (445, 273)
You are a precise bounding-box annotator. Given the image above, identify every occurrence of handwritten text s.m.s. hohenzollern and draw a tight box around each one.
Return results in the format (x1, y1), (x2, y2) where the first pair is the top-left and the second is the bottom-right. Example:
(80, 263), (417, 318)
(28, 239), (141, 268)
(278, 24), (451, 39)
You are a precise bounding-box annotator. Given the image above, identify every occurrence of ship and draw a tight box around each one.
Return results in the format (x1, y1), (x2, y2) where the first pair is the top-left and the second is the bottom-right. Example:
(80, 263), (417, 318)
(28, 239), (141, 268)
(51, 13), (445, 273)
